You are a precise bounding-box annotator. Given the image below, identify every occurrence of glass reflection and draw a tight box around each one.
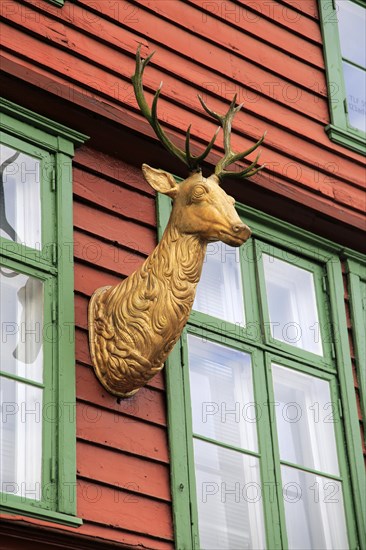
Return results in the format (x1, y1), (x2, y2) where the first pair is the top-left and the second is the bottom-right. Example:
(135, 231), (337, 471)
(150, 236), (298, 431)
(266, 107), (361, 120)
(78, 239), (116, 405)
(188, 335), (258, 452)
(343, 62), (366, 133)
(337, 0), (366, 67)
(272, 364), (340, 476)
(263, 254), (323, 355)
(0, 268), (43, 383)
(0, 376), (43, 500)
(0, 144), (41, 249)
(194, 439), (266, 549)
(281, 466), (348, 550)
(194, 242), (245, 325)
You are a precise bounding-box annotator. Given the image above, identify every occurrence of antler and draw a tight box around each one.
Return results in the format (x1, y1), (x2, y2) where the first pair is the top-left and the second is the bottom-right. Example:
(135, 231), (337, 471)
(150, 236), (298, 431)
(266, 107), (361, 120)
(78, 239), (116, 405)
(132, 45), (220, 173)
(198, 94), (266, 181)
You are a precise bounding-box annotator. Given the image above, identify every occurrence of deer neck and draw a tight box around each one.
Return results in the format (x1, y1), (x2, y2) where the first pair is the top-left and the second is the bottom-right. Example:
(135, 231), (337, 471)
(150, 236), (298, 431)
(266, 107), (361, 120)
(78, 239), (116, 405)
(154, 221), (207, 287)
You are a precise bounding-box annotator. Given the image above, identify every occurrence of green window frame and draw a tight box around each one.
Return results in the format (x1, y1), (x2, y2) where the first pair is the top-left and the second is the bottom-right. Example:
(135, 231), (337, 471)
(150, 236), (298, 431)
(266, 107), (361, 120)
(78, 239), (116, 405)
(157, 194), (366, 549)
(0, 98), (87, 525)
(319, 0), (366, 155)
(346, 257), (366, 432)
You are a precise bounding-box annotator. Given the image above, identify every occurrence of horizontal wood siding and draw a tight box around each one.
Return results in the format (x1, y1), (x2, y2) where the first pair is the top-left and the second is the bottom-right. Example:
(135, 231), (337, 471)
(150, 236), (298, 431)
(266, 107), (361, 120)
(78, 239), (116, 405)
(0, 0), (364, 547)
(72, 148), (172, 547)
(0, 144), (170, 548)
(1, 0), (365, 230)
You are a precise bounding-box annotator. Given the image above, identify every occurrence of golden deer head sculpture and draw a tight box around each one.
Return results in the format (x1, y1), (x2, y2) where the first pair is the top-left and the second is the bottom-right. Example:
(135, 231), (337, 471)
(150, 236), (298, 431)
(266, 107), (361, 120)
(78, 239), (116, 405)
(88, 46), (266, 397)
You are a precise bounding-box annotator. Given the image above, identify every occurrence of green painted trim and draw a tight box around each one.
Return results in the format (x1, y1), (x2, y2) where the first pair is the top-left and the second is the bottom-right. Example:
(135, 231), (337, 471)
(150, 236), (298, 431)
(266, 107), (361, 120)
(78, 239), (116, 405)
(346, 261), (366, 440)
(0, 505), (82, 527)
(165, 343), (194, 550)
(55, 151), (78, 516)
(326, 124), (366, 155)
(0, 239), (57, 275)
(254, 352), (283, 549)
(347, 258), (366, 279)
(279, 460), (342, 482)
(237, 203), (339, 260)
(192, 433), (261, 458)
(0, 371), (45, 389)
(0, 100), (85, 526)
(263, 353), (289, 549)
(342, 56), (366, 72)
(327, 259), (366, 547)
(318, 1), (366, 156)
(181, 332), (201, 549)
(0, 98), (88, 150)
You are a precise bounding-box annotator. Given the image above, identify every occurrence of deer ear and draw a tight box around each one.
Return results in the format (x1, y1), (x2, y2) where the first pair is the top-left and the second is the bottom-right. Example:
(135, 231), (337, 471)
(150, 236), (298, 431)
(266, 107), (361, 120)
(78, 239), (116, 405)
(142, 164), (178, 198)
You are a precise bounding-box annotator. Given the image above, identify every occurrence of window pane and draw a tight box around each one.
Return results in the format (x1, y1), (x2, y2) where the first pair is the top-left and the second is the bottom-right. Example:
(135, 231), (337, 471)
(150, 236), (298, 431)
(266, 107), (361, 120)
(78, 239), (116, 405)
(343, 62), (366, 133)
(281, 466), (348, 550)
(0, 376), (43, 501)
(194, 439), (266, 550)
(263, 254), (323, 355)
(0, 268), (43, 383)
(337, 0), (366, 67)
(272, 364), (340, 476)
(188, 335), (258, 452)
(0, 144), (41, 249)
(193, 242), (245, 325)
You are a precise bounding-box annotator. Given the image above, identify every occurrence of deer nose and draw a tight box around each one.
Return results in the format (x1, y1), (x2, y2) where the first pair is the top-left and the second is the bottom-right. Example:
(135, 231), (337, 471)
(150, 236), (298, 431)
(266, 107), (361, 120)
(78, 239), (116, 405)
(233, 223), (250, 234)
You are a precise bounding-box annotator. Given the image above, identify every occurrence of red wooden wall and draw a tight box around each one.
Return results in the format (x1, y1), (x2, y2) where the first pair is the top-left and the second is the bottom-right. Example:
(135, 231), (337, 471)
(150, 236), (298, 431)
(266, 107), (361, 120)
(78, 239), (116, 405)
(0, 0), (365, 547)
(73, 149), (173, 548)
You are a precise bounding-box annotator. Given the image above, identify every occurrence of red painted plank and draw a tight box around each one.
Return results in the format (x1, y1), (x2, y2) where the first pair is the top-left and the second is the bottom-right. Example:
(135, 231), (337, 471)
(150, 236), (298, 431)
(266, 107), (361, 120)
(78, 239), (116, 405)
(73, 0), (323, 91)
(74, 147), (155, 196)
(77, 440), (170, 501)
(74, 262), (122, 297)
(76, 479), (173, 540)
(140, 0), (323, 68)
(76, 359), (167, 427)
(0, 515), (174, 549)
(73, 168), (156, 226)
(0, 3), (327, 130)
(73, 230), (145, 279)
(3, 17), (365, 199)
(18, 0), (330, 127)
(278, 0), (319, 19)
(233, 0), (322, 42)
(73, 201), (156, 256)
(3, 21), (364, 196)
(76, 403), (169, 463)
(4, 51), (361, 232)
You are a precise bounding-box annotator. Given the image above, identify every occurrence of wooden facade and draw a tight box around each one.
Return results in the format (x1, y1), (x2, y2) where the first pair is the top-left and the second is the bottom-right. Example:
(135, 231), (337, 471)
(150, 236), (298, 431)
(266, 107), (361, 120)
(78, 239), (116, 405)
(0, 0), (365, 548)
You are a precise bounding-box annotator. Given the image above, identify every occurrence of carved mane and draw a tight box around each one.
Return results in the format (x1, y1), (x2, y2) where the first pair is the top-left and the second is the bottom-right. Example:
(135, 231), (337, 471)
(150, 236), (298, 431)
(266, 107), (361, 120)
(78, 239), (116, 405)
(89, 223), (206, 397)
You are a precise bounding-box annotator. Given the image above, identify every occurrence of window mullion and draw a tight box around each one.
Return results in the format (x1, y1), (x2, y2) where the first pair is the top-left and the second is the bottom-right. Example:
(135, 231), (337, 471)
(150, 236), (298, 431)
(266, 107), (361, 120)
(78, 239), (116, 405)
(251, 350), (284, 549)
(262, 354), (289, 549)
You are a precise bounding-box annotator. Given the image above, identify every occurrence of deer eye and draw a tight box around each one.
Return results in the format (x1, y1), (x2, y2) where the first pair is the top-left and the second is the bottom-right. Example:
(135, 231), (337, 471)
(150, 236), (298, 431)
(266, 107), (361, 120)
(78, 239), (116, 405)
(190, 184), (208, 203)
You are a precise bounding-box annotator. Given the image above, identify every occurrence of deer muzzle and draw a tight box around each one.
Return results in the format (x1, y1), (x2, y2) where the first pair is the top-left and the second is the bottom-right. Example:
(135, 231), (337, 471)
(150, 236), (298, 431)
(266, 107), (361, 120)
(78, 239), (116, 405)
(232, 222), (251, 243)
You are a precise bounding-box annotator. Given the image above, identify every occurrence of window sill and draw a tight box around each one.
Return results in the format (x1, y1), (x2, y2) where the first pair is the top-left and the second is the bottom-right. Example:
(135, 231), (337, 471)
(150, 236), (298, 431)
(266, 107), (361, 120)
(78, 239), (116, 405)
(325, 124), (366, 156)
(0, 502), (82, 528)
